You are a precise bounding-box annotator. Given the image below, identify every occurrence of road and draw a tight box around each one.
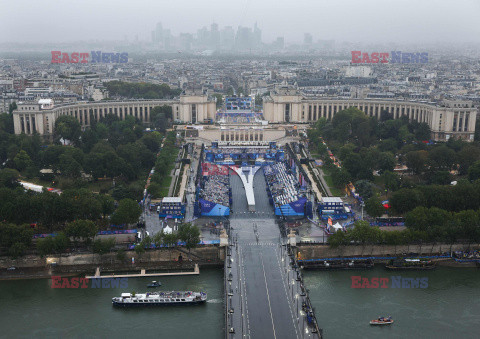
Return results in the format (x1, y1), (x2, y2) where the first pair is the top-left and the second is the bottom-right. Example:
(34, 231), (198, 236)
(226, 171), (320, 339)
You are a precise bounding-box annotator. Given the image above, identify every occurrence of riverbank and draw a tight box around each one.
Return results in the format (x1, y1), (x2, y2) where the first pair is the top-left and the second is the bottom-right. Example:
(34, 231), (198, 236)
(297, 242), (480, 258)
(0, 245), (225, 280)
(297, 243), (480, 268)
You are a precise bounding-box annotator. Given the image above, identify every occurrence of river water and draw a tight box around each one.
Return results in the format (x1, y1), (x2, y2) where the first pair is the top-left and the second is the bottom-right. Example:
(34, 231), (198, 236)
(304, 266), (480, 339)
(1, 267), (479, 338)
(0, 268), (224, 338)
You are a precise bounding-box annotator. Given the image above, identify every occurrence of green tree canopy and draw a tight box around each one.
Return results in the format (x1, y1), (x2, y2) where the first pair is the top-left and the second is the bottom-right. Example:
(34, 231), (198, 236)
(65, 220), (98, 244)
(365, 196), (385, 218)
(178, 223), (200, 250)
(54, 115), (82, 145)
(111, 198), (142, 225)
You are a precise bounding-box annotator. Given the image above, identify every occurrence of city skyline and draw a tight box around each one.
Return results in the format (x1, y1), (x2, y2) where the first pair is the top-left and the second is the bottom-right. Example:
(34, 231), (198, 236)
(2, 0), (480, 45)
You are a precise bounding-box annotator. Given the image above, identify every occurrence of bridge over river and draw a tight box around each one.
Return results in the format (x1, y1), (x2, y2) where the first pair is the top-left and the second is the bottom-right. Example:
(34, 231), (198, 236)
(224, 170), (322, 339)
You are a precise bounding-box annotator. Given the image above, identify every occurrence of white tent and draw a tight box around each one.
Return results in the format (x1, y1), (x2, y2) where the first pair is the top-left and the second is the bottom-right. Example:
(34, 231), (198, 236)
(332, 222), (343, 232)
(163, 226), (173, 234)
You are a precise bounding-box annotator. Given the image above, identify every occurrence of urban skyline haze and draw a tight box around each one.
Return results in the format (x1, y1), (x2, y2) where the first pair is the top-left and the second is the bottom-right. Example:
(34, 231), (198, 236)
(1, 0), (480, 45)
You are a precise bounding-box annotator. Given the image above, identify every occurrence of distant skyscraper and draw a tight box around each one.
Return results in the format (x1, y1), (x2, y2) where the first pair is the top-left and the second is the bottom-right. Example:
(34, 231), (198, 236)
(236, 26), (253, 50)
(153, 22), (164, 47)
(304, 33), (313, 45)
(149, 22), (264, 52)
(210, 23), (220, 49)
(274, 37), (285, 50)
(221, 26), (235, 50)
(253, 22), (262, 49)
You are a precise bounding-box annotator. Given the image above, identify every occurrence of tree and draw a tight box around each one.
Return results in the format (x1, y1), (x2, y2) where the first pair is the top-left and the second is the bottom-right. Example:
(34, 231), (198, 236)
(93, 238), (115, 256)
(378, 138), (398, 153)
(390, 188), (424, 214)
(65, 220), (98, 245)
(62, 189), (102, 220)
(111, 198), (142, 225)
(468, 160), (480, 182)
(97, 195), (115, 218)
(414, 122), (431, 141)
(9, 242), (26, 259)
(54, 115), (81, 145)
(37, 236), (55, 256)
(365, 197), (384, 218)
(377, 152), (396, 172)
(0, 223), (33, 250)
(147, 182), (162, 198)
(140, 131), (162, 152)
(354, 180), (374, 200)
(13, 150), (32, 171)
(8, 101), (17, 114)
(327, 229), (348, 248)
(426, 170), (452, 185)
(406, 150), (428, 175)
(153, 231), (164, 247)
(428, 145), (456, 170)
(331, 168), (351, 189)
(382, 171), (400, 192)
(0, 113), (14, 133)
(58, 153), (82, 177)
(53, 232), (70, 253)
(0, 168), (20, 188)
(163, 232), (179, 247)
(212, 94), (223, 108)
(178, 223), (200, 250)
(151, 105), (173, 132)
(134, 244), (145, 255)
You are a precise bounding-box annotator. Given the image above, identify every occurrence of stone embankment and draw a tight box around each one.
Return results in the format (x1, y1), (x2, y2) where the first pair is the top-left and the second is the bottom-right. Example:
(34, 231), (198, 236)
(0, 245), (224, 280)
(297, 244), (480, 267)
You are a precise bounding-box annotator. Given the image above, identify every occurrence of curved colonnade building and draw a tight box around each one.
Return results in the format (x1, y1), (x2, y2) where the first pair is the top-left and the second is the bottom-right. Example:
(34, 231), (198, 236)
(264, 88), (477, 141)
(13, 89), (478, 141)
(13, 94), (215, 136)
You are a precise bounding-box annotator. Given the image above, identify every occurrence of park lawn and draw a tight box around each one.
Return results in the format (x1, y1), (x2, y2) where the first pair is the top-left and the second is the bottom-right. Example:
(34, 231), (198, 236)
(321, 167), (344, 197)
(156, 151), (177, 197)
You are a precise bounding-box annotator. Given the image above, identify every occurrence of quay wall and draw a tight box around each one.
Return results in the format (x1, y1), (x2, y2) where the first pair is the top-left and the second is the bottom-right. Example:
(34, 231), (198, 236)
(0, 246), (224, 279)
(297, 243), (480, 259)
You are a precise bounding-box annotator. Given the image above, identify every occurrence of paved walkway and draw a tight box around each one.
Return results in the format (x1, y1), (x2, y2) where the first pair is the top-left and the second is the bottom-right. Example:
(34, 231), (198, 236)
(86, 264), (199, 279)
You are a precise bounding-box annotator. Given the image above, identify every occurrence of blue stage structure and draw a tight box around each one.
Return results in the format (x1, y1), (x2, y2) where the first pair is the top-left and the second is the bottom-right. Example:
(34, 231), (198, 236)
(158, 197), (185, 219)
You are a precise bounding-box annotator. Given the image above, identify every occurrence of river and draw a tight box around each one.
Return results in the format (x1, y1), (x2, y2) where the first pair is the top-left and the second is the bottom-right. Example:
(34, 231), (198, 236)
(304, 266), (480, 339)
(0, 268), (224, 338)
(1, 267), (479, 338)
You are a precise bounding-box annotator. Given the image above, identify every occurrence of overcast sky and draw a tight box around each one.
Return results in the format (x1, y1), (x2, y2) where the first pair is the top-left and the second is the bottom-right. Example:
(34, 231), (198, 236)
(2, 0), (480, 44)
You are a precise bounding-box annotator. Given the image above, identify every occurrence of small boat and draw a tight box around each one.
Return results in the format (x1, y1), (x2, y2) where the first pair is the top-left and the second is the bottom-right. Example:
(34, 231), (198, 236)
(147, 281), (161, 288)
(370, 316), (394, 325)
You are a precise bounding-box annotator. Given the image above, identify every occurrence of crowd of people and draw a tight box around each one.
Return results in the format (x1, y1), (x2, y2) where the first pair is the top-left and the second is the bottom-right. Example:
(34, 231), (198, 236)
(264, 162), (302, 207)
(199, 174), (231, 207)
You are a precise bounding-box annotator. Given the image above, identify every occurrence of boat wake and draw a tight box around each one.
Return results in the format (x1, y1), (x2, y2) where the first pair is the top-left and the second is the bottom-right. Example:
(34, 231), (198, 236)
(207, 299), (222, 304)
